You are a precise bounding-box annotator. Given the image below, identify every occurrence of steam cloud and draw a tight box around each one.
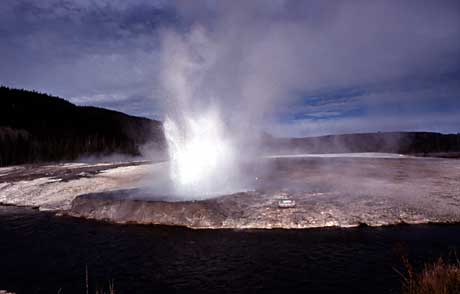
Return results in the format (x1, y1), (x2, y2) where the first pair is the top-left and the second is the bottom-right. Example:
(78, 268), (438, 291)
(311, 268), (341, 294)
(156, 4), (316, 197)
(160, 28), (243, 196)
(155, 0), (460, 196)
(157, 13), (301, 196)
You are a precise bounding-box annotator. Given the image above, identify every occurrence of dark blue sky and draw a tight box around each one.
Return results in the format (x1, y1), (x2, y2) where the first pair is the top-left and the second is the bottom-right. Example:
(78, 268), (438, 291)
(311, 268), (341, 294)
(1, 0), (459, 137)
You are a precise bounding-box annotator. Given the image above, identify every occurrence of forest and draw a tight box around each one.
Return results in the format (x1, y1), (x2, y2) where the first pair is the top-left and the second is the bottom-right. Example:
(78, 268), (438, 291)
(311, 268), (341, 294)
(0, 86), (165, 166)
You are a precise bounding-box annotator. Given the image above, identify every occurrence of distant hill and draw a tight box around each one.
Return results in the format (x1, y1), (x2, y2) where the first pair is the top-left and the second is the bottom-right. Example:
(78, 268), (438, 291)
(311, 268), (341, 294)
(2, 86), (459, 167)
(0, 86), (165, 166)
(264, 132), (460, 157)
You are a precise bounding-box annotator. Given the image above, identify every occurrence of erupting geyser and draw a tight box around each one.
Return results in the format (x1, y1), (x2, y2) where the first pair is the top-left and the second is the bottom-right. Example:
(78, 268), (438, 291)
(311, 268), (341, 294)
(157, 27), (251, 198)
(164, 107), (242, 197)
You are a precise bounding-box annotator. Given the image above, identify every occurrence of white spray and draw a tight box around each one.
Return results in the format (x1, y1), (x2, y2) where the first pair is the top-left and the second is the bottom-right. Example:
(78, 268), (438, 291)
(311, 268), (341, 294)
(164, 108), (240, 196)
(160, 27), (244, 198)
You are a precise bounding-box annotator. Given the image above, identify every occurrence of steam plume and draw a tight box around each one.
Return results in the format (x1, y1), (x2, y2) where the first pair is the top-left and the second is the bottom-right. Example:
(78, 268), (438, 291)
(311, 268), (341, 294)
(160, 27), (244, 197)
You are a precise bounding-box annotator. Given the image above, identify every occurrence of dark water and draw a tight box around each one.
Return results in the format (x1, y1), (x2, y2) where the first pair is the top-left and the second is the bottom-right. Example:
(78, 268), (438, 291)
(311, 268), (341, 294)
(0, 206), (459, 294)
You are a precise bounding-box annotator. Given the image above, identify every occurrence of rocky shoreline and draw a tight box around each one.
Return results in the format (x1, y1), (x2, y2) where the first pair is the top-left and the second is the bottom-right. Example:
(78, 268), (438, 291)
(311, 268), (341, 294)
(63, 188), (459, 229)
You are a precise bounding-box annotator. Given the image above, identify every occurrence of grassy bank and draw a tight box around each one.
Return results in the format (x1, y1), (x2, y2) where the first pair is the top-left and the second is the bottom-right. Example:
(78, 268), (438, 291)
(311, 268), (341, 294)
(400, 256), (460, 294)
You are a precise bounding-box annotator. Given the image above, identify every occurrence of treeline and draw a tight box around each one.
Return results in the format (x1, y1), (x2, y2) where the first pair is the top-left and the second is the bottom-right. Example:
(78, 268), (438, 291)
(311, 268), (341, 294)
(265, 132), (460, 156)
(0, 86), (165, 166)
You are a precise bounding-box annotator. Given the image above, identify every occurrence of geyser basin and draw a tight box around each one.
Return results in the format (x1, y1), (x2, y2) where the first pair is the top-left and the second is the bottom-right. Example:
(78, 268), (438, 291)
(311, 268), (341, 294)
(64, 156), (460, 229)
(2, 156), (459, 229)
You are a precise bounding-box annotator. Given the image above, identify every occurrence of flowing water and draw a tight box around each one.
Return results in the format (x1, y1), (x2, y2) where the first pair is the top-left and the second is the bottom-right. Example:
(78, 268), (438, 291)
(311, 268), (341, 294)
(1, 206), (459, 294)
